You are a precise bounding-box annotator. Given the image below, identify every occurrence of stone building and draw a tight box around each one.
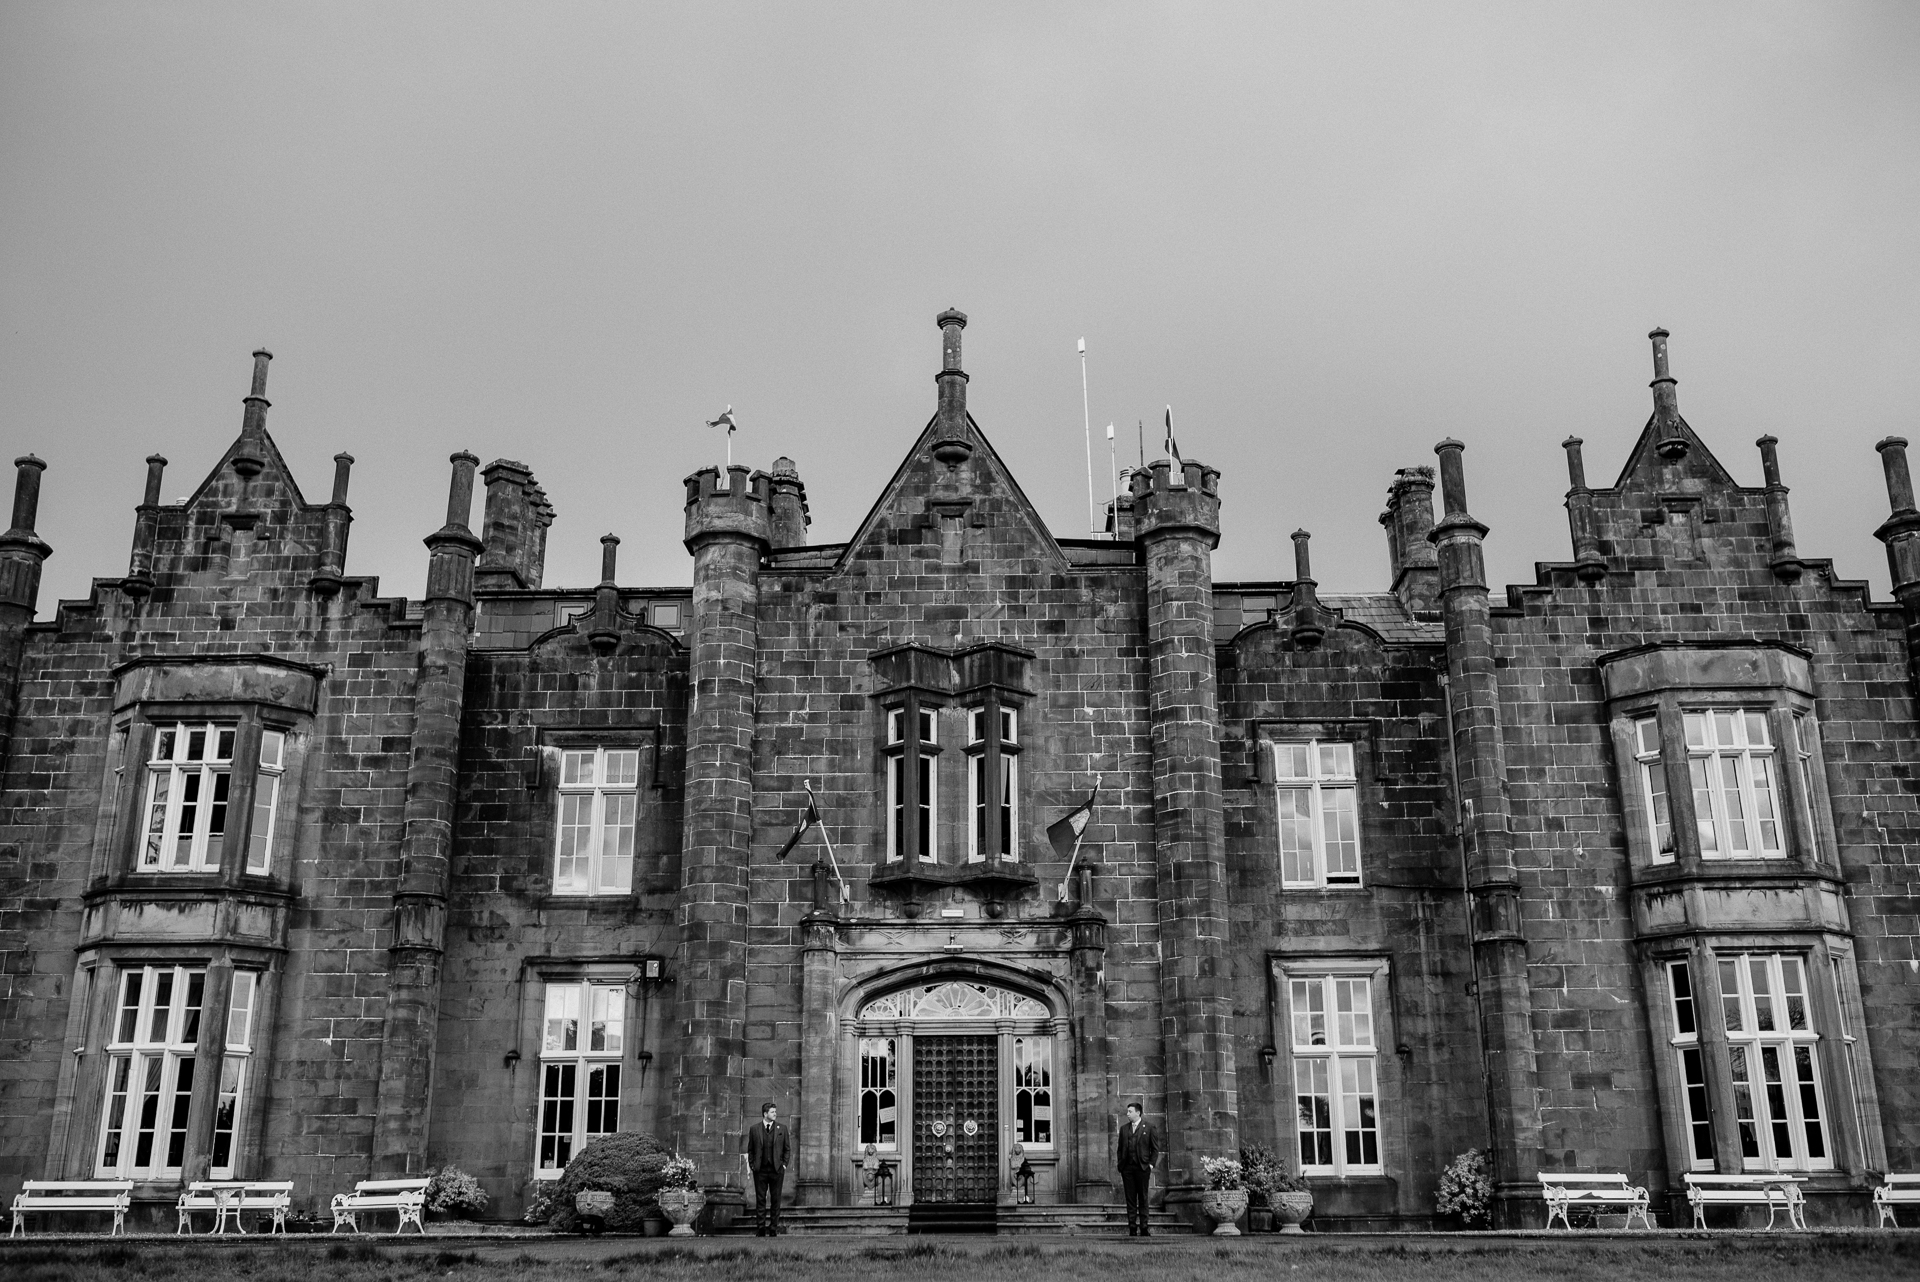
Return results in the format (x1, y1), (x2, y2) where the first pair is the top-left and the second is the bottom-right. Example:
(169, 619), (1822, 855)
(0, 312), (1916, 1230)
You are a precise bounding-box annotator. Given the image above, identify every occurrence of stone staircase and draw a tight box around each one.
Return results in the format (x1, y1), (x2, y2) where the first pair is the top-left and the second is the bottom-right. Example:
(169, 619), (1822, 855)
(713, 1202), (1190, 1236)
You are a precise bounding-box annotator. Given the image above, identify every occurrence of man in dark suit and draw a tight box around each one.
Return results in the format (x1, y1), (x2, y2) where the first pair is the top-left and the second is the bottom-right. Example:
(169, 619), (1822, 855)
(743, 1102), (791, 1236)
(1116, 1102), (1160, 1237)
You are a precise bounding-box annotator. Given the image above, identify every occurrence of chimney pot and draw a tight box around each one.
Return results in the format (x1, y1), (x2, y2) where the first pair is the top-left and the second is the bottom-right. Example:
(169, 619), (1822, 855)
(600, 533), (620, 585)
(9, 455), (47, 536)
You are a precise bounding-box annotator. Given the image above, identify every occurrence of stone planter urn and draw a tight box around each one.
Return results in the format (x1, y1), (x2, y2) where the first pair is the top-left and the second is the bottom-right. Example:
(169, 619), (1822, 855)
(1201, 1188), (1248, 1236)
(1270, 1190), (1314, 1234)
(657, 1188), (706, 1237)
(574, 1190), (614, 1235)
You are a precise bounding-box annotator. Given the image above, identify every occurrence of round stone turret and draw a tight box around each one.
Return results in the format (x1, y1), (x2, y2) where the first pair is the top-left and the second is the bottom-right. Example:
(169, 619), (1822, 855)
(1128, 457), (1221, 548)
(683, 465), (773, 552)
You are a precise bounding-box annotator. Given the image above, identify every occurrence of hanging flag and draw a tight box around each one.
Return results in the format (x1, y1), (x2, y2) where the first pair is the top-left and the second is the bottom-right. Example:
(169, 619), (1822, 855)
(707, 405), (737, 435)
(774, 791), (820, 861)
(1047, 783), (1098, 862)
(1163, 406), (1181, 464)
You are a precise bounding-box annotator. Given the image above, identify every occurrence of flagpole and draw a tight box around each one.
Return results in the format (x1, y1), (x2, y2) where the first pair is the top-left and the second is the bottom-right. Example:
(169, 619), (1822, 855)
(1079, 339), (1097, 535)
(1106, 423), (1118, 534)
(1056, 773), (1101, 902)
(805, 780), (849, 904)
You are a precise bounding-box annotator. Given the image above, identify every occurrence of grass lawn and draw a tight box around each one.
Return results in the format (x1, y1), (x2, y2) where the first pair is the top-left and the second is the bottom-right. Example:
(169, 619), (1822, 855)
(4, 1235), (1918, 1282)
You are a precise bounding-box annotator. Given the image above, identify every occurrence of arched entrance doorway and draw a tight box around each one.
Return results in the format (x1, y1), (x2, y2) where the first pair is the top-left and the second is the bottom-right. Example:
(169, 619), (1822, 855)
(847, 978), (1061, 1205)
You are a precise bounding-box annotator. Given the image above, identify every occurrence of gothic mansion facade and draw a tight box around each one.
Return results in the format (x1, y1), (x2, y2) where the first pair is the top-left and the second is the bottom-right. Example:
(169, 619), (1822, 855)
(0, 312), (1916, 1229)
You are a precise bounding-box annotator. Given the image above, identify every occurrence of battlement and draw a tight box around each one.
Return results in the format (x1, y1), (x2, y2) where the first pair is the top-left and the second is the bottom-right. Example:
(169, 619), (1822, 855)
(683, 464), (773, 550)
(1129, 457), (1221, 546)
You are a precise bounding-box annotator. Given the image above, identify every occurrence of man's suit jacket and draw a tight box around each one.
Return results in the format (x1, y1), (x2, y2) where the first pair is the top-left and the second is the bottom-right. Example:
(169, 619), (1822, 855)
(1116, 1119), (1160, 1172)
(746, 1120), (791, 1173)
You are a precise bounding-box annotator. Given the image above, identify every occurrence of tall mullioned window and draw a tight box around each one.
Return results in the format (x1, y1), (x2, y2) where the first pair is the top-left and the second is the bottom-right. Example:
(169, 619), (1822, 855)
(967, 704), (1018, 862)
(210, 971), (257, 1178)
(858, 1037), (898, 1150)
(1666, 960), (1715, 1168)
(1686, 712), (1784, 859)
(554, 748), (639, 894)
(537, 981), (625, 1175)
(1288, 973), (1381, 1175)
(97, 965), (204, 1178)
(246, 732), (284, 874)
(1275, 741), (1360, 888)
(1719, 953), (1829, 1171)
(141, 724), (236, 871)
(885, 705), (938, 863)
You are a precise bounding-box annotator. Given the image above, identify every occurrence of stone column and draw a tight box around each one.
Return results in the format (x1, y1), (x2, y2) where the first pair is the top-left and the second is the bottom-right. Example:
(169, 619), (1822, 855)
(1130, 457), (1238, 1223)
(796, 888), (839, 1206)
(1066, 892), (1112, 1204)
(0, 455), (51, 777)
(1875, 437), (1920, 712)
(673, 464), (771, 1181)
(371, 452), (482, 1175)
(1429, 438), (1543, 1225)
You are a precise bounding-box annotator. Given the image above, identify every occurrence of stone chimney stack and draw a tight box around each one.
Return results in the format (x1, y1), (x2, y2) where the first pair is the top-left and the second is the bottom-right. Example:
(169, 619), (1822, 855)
(310, 452), (355, 596)
(1380, 466), (1439, 612)
(124, 454), (168, 597)
(0, 455), (51, 774)
(476, 459), (557, 590)
(768, 456), (811, 547)
(936, 308), (968, 431)
(1650, 328), (1689, 460)
(1561, 438), (1607, 582)
(1756, 436), (1802, 581)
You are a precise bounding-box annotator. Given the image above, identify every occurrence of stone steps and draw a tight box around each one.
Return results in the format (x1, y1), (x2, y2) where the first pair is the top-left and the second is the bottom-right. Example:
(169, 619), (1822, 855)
(714, 1203), (1191, 1236)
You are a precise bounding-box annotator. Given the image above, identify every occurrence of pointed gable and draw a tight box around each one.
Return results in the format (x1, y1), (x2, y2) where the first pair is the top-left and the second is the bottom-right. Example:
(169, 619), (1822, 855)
(833, 309), (1068, 586)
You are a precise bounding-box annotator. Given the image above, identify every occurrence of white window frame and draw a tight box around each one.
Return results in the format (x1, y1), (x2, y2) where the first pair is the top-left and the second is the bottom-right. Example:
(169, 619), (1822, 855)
(140, 723), (237, 872)
(245, 731), (284, 874)
(96, 965), (205, 1178)
(209, 970), (257, 1178)
(1273, 740), (1361, 888)
(1716, 952), (1831, 1172)
(1633, 717), (1676, 861)
(1665, 959), (1715, 1169)
(857, 1035), (899, 1153)
(553, 747), (641, 895)
(1684, 710), (1785, 860)
(1283, 967), (1383, 1176)
(535, 980), (627, 1178)
(1012, 1033), (1053, 1148)
(966, 705), (1018, 863)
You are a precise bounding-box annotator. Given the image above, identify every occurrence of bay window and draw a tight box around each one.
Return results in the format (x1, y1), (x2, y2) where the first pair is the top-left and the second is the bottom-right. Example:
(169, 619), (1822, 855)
(1718, 952), (1830, 1171)
(140, 724), (235, 871)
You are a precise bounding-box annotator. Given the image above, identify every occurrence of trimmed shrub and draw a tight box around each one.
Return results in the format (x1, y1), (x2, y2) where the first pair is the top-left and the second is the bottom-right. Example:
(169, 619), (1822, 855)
(424, 1167), (489, 1218)
(543, 1133), (672, 1233)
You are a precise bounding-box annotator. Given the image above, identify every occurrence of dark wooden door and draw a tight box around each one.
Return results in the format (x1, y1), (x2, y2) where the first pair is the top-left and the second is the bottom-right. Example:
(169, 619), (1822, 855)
(911, 1034), (998, 1203)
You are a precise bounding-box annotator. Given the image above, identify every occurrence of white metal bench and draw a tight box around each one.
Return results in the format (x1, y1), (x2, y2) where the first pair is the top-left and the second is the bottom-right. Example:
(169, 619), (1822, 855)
(1538, 1172), (1654, 1229)
(330, 1177), (430, 1235)
(1873, 1173), (1920, 1229)
(9, 1180), (134, 1236)
(176, 1180), (293, 1235)
(1685, 1173), (1808, 1230)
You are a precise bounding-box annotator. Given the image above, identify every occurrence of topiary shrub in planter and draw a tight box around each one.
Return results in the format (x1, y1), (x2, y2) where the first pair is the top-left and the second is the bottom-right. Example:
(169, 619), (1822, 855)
(543, 1133), (672, 1233)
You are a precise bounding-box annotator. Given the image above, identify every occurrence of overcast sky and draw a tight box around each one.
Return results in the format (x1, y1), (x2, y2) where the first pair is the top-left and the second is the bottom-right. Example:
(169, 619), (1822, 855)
(4, 3), (1917, 615)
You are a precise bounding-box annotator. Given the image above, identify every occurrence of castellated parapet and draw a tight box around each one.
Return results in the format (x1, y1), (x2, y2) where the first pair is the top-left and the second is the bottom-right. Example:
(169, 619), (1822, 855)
(1128, 458), (1221, 547)
(683, 464), (773, 551)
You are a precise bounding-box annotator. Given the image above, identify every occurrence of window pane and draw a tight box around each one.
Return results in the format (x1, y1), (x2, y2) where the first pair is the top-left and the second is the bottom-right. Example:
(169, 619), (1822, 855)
(1744, 711), (1771, 747)
(1643, 760), (1673, 856)
(545, 984), (581, 1053)
(1635, 717), (1659, 757)
(1291, 978), (1326, 1048)
(1275, 744), (1309, 781)
(142, 770), (171, 868)
(599, 792), (636, 893)
(1719, 756), (1749, 853)
(585, 1065), (620, 1138)
(187, 728), (207, 762)
(174, 772), (202, 868)
(603, 750), (639, 788)
(1684, 712), (1707, 749)
(227, 972), (256, 1049)
(1295, 1059), (1332, 1169)
(259, 730), (284, 770)
(164, 1057), (195, 1169)
(1781, 958), (1808, 1031)
(1752, 755), (1782, 854)
(1730, 1045), (1760, 1160)
(1320, 742), (1354, 780)
(1669, 961), (1696, 1037)
(560, 751), (593, 787)
(887, 710), (903, 745)
(1323, 788), (1360, 882)
(1681, 1046), (1714, 1164)
(968, 708), (983, 744)
(918, 709), (935, 744)
(1719, 959), (1744, 1032)
(590, 985), (623, 1054)
(247, 774), (278, 873)
(1750, 957), (1775, 1032)
(555, 794), (593, 893)
(180, 970), (204, 1046)
(149, 970), (175, 1043)
(916, 755), (933, 860)
(1335, 978), (1372, 1049)
(1794, 1045), (1826, 1161)
(1690, 758), (1718, 854)
(998, 754), (1015, 860)
(117, 971), (144, 1044)
(1713, 711), (1738, 749)
(1277, 789), (1312, 884)
(1762, 1045), (1793, 1161)
(153, 727), (176, 762)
